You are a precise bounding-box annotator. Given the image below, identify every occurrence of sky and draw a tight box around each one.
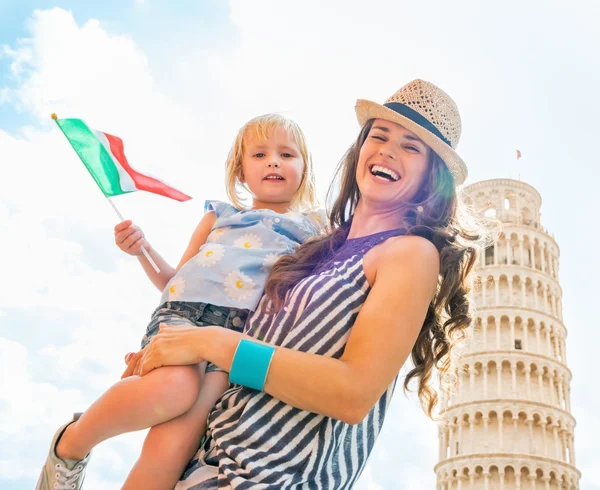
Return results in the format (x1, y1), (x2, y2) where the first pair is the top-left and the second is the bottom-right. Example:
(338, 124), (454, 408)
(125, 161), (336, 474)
(1, 1), (599, 488)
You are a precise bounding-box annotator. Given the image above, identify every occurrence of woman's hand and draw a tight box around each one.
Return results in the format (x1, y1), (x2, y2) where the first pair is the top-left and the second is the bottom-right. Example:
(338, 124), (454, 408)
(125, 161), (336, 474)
(121, 351), (142, 379)
(133, 323), (210, 376)
(114, 219), (149, 256)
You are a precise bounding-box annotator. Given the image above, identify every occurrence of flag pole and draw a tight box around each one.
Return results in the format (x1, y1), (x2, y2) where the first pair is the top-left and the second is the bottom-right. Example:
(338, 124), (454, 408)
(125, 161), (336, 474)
(52, 113), (160, 273)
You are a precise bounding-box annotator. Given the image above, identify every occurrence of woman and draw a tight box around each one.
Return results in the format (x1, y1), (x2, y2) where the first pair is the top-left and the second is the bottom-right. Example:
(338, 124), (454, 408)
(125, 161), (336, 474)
(133, 79), (482, 489)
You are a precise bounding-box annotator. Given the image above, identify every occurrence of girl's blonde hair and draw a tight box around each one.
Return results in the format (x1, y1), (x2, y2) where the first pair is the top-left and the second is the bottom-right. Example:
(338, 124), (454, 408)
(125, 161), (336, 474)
(225, 113), (318, 212)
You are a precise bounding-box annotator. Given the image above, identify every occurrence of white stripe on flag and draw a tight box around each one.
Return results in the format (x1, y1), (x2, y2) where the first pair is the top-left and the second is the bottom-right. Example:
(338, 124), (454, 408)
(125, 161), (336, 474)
(93, 129), (137, 193)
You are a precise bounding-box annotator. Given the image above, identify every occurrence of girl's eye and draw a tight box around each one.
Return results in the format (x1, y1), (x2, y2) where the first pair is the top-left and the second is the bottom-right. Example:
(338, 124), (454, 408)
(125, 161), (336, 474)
(406, 146), (419, 152)
(281, 153), (292, 158)
(254, 153), (265, 158)
(372, 135), (385, 141)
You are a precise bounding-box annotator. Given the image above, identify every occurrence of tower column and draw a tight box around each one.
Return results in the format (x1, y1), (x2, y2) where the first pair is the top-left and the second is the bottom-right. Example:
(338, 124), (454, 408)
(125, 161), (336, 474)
(560, 430), (567, 461)
(540, 421), (548, 457)
(483, 364), (489, 398)
(494, 238), (499, 265)
(553, 424), (560, 459)
(469, 418), (474, 453)
(495, 278), (500, 307)
(527, 418), (534, 453)
(524, 367), (532, 399)
(541, 243), (547, 272)
(542, 476), (551, 490)
(550, 375), (557, 406)
(510, 318), (516, 348)
(496, 319), (501, 349)
(496, 364), (502, 398)
(498, 416), (504, 451)
(482, 278), (487, 306)
(469, 366), (476, 399)
(511, 365), (517, 397)
(558, 377), (565, 409)
(483, 416), (489, 452)
(558, 298), (564, 321)
(519, 237), (525, 266)
(482, 319), (488, 348)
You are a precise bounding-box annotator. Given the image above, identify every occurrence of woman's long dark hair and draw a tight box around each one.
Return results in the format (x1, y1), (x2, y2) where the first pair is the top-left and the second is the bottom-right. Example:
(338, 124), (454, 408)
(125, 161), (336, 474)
(265, 119), (485, 418)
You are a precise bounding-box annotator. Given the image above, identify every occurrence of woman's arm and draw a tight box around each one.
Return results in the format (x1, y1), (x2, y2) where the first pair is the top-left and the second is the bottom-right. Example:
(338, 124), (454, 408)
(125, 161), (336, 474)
(137, 235), (439, 424)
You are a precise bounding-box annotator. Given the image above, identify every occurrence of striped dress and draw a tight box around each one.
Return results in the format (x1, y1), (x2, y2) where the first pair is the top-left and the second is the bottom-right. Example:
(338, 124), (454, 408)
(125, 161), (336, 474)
(176, 226), (408, 490)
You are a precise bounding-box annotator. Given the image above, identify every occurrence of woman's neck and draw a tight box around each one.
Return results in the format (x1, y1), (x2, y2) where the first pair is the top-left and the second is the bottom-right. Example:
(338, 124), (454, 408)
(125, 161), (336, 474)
(347, 200), (409, 239)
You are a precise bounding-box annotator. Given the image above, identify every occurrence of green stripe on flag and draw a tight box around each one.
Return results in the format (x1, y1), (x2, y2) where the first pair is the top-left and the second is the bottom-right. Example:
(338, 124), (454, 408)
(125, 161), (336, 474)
(56, 118), (131, 197)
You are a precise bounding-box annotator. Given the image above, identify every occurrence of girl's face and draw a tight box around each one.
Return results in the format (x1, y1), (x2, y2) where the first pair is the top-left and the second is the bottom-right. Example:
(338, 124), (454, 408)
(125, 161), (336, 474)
(356, 118), (430, 211)
(240, 127), (305, 212)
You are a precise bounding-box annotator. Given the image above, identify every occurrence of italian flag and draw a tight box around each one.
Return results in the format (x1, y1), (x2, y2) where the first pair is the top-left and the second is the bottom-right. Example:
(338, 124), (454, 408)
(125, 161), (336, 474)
(54, 117), (191, 201)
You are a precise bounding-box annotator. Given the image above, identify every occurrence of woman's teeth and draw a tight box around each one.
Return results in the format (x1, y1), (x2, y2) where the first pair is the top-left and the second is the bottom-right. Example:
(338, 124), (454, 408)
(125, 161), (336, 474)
(370, 165), (400, 182)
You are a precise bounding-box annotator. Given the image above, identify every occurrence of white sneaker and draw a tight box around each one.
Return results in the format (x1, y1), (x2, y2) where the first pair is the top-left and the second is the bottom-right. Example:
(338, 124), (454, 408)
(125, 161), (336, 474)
(35, 413), (90, 490)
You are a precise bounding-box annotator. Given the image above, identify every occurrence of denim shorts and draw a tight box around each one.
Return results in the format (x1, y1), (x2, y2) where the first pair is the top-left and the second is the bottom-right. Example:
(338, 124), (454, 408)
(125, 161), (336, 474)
(141, 301), (248, 373)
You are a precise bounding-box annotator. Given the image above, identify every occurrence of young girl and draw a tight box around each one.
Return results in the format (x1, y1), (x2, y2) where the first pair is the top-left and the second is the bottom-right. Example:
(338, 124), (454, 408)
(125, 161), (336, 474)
(37, 114), (325, 490)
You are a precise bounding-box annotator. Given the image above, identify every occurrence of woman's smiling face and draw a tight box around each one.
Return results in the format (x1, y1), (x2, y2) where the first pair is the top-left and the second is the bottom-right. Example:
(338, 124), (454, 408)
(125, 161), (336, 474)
(356, 118), (431, 210)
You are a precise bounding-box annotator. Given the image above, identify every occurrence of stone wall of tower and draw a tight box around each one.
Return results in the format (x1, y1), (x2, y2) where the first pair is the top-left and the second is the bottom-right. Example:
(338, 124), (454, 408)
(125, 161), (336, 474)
(434, 179), (581, 490)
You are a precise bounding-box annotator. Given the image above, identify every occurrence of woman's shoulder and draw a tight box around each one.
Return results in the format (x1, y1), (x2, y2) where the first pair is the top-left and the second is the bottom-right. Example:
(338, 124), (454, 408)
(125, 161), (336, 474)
(382, 234), (439, 267)
(365, 234), (439, 287)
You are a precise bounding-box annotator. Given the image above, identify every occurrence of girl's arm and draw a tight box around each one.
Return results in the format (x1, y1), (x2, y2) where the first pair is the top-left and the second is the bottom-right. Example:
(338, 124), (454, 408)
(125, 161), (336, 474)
(114, 212), (217, 292)
(136, 235), (439, 424)
(174, 211), (217, 270)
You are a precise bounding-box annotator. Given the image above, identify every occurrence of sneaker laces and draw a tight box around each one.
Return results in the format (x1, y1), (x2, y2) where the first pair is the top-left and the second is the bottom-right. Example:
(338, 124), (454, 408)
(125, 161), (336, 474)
(53, 463), (84, 490)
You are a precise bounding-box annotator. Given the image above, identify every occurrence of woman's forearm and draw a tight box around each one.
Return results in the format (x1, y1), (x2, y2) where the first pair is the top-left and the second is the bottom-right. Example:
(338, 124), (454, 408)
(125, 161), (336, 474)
(205, 328), (370, 424)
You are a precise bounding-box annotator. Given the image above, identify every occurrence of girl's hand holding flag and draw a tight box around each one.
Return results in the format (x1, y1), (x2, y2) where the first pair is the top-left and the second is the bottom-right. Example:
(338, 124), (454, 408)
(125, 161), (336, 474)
(114, 219), (149, 257)
(113, 219), (177, 291)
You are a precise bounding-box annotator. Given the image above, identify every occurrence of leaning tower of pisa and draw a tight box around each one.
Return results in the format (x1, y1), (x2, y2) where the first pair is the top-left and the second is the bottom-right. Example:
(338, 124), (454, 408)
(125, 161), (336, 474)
(434, 179), (581, 489)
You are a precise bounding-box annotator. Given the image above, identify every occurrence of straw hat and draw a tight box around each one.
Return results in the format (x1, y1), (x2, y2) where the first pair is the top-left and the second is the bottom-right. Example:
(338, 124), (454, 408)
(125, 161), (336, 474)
(355, 79), (467, 186)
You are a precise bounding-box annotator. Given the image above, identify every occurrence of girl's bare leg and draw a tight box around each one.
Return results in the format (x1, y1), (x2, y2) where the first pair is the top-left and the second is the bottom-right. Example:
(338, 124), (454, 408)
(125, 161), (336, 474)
(56, 365), (202, 461)
(122, 371), (230, 490)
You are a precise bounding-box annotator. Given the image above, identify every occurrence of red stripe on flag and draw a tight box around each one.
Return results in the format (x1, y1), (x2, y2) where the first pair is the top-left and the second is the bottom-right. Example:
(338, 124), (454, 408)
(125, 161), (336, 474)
(104, 133), (191, 202)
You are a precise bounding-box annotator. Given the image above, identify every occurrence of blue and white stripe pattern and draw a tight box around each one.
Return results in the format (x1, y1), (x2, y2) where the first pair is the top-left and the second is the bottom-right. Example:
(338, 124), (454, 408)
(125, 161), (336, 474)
(176, 227), (407, 489)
